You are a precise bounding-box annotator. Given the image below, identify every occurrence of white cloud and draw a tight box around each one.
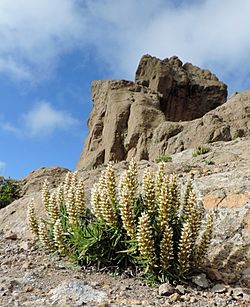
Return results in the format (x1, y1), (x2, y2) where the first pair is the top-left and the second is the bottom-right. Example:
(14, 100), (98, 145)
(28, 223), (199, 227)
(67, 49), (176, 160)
(2, 101), (80, 138)
(1, 0), (250, 91)
(0, 161), (6, 176)
(0, 0), (85, 82)
(83, 0), (250, 88)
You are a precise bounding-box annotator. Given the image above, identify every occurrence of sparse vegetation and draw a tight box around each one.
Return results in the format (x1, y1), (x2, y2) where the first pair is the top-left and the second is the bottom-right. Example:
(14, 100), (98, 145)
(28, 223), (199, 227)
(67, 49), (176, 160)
(0, 176), (21, 209)
(155, 154), (172, 163)
(28, 160), (213, 285)
(204, 159), (215, 165)
(192, 145), (210, 157)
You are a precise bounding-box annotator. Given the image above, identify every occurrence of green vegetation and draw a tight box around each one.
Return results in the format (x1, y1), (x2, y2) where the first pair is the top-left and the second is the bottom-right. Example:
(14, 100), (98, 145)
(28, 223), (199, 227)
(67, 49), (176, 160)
(192, 145), (210, 157)
(28, 161), (213, 285)
(0, 176), (21, 209)
(204, 159), (215, 165)
(155, 154), (172, 163)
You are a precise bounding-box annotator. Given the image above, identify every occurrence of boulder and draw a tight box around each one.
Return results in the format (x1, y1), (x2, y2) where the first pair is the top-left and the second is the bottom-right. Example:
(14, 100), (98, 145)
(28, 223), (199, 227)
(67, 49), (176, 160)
(21, 166), (69, 196)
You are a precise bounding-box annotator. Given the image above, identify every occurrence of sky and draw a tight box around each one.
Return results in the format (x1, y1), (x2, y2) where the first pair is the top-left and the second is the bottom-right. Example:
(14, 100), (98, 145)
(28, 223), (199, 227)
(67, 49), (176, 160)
(1, 0), (250, 179)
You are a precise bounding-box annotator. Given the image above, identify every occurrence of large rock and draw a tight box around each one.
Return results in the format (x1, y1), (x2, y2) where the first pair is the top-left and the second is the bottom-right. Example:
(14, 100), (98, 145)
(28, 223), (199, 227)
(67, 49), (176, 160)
(77, 54), (250, 170)
(21, 166), (69, 196)
(135, 55), (227, 121)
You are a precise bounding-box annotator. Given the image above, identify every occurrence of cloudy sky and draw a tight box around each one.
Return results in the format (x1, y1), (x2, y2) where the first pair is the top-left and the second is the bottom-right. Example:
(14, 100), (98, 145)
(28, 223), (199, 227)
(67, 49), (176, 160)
(1, 0), (250, 179)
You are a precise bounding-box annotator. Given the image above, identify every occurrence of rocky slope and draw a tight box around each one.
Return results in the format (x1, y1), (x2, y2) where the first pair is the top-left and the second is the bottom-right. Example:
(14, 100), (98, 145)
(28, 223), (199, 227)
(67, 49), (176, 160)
(0, 136), (250, 306)
(0, 233), (249, 306)
(1, 138), (249, 283)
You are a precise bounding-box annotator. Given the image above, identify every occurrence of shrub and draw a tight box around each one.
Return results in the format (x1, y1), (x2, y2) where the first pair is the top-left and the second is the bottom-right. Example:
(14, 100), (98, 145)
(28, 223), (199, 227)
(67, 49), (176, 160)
(28, 160), (213, 284)
(0, 176), (21, 209)
(192, 145), (210, 157)
(155, 154), (172, 163)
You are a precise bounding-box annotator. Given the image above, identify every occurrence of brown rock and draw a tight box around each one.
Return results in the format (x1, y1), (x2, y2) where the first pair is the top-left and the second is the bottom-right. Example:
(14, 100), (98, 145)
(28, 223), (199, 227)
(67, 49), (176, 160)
(77, 55), (250, 171)
(205, 267), (223, 282)
(4, 232), (18, 240)
(25, 286), (34, 293)
(159, 283), (175, 296)
(203, 194), (250, 209)
(169, 292), (181, 302)
(21, 166), (69, 196)
(135, 55), (227, 121)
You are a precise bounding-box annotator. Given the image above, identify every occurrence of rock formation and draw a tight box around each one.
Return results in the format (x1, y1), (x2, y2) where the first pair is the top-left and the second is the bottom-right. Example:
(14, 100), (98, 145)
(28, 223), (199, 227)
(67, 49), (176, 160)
(76, 55), (247, 171)
(135, 55), (227, 121)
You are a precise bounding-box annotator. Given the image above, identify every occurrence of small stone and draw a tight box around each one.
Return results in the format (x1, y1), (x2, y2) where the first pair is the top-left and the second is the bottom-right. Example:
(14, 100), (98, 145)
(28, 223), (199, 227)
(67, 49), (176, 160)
(242, 293), (250, 301)
(19, 241), (33, 251)
(189, 297), (197, 303)
(1, 291), (8, 297)
(211, 284), (227, 293)
(48, 279), (107, 304)
(7, 280), (19, 290)
(25, 286), (34, 292)
(192, 273), (209, 288)
(0, 283), (5, 291)
(4, 232), (18, 240)
(126, 300), (142, 305)
(90, 281), (101, 288)
(169, 293), (180, 302)
(22, 262), (32, 269)
(231, 287), (244, 298)
(242, 267), (250, 276)
(159, 283), (175, 296)
(1, 259), (13, 266)
(205, 267), (223, 282)
(175, 285), (185, 295)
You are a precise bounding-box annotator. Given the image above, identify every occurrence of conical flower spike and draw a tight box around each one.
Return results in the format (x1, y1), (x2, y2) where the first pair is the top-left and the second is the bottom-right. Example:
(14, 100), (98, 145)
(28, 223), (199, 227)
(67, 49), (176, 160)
(155, 162), (165, 203)
(105, 162), (117, 205)
(142, 167), (155, 215)
(178, 222), (193, 273)
(48, 192), (59, 223)
(137, 212), (155, 264)
(27, 198), (39, 236)
(158, 175), (171, 230)
(160, 225), (174, 270)
(91, 183), (102, 219)
(66, 187), (78, 225)
(42, 179), (50, 212)
(53, 219), (67, 255)
(38, 221), (54, 251)
(75, 179), (86, 219)
(119, 171), (135, 239)
(100, 188), (116, 227)
(196, 213), (213, 264)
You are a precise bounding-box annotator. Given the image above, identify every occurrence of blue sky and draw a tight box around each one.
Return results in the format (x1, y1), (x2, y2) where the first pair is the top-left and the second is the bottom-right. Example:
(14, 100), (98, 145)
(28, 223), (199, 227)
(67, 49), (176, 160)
(1, 0), (250, 179)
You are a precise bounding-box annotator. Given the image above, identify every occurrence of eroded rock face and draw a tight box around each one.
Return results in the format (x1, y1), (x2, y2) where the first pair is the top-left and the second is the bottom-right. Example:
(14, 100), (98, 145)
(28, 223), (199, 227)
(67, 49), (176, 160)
(77, 54), (249, 171)
(135, 55), (227, 121)
(78, 79), (165, 169)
